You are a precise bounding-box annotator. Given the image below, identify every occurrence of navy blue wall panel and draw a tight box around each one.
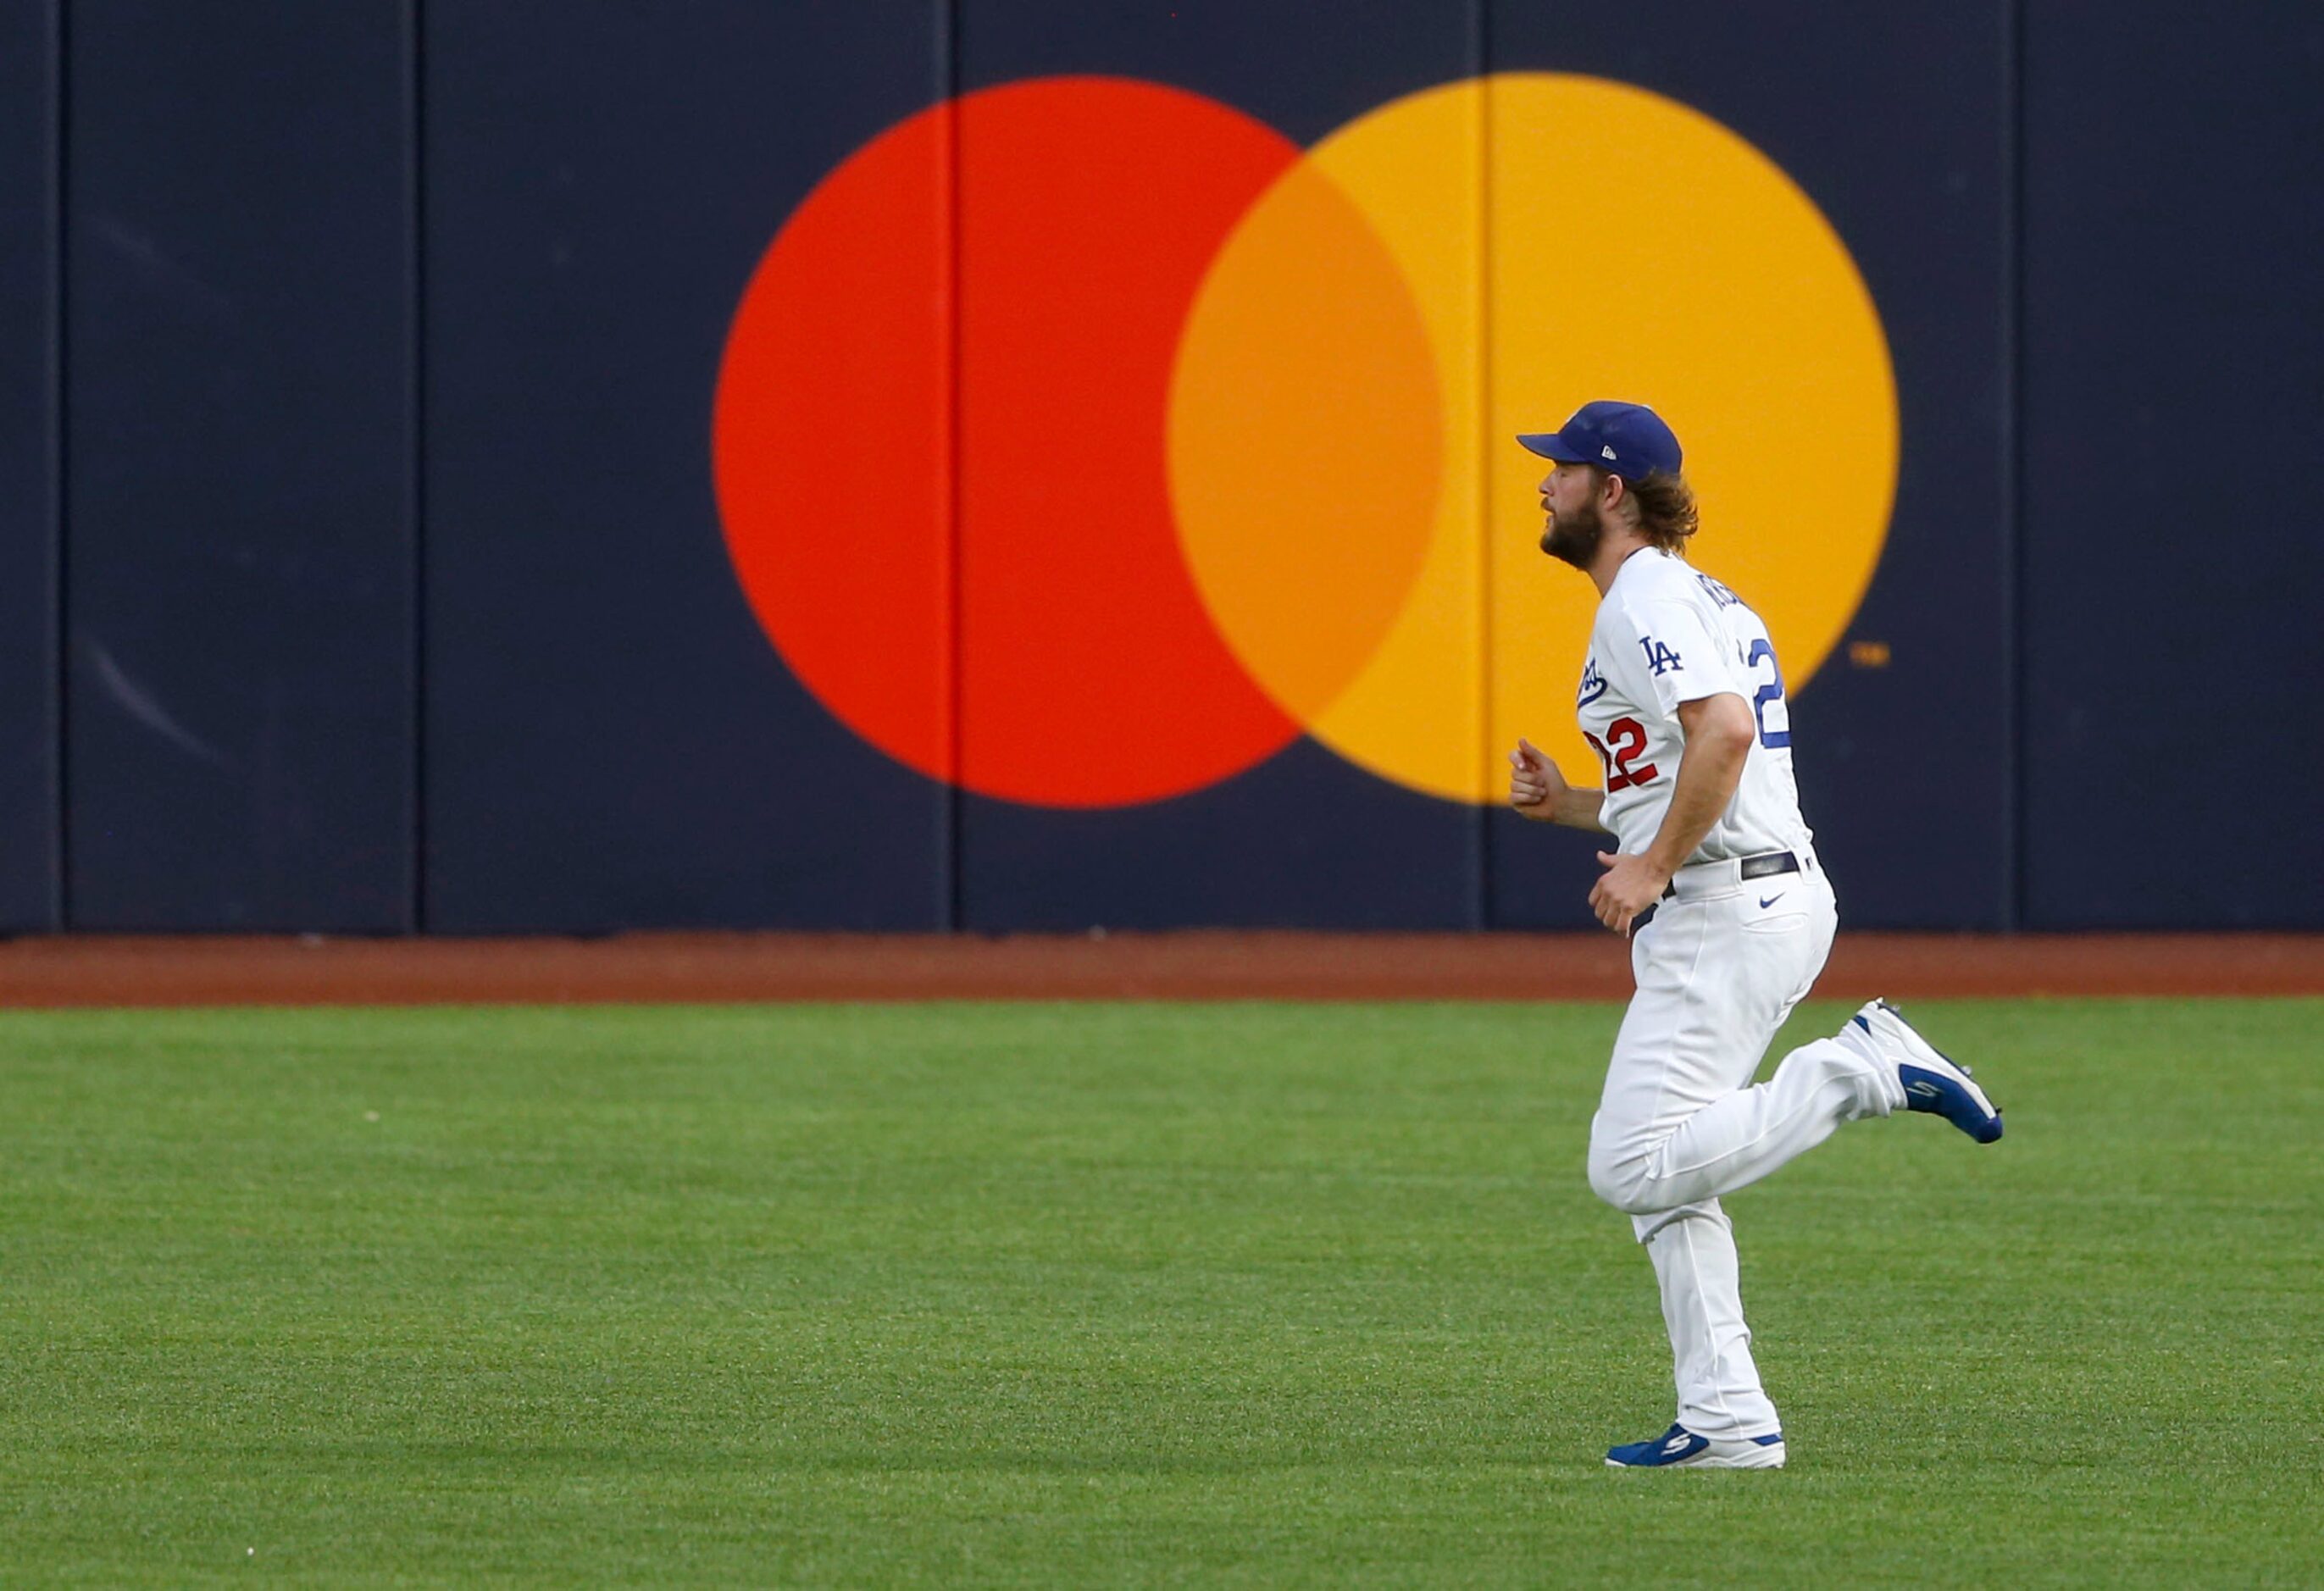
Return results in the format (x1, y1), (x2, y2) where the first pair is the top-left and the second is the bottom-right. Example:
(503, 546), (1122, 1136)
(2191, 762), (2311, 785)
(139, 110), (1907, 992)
(1484, 3), (2014, 932)
(2022, 5), (2324, 928)
(64, 1), (413, 929)
(0, 0), (59, 929)
(422, 2), (951, 931)
(953, 0), (1485, 932)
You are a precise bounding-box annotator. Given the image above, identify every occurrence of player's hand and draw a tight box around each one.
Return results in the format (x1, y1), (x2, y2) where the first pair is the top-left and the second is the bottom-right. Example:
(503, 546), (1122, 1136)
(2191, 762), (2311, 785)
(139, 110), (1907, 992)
(1507, 738), (1568, 822)
(1589, 851), (1672, 938)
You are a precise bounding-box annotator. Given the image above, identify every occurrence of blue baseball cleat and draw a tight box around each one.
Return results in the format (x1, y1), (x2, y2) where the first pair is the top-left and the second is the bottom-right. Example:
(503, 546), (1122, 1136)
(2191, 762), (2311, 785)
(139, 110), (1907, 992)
(1606, 1422), (1787, 1470)
(1851, 999), (2003, 1143)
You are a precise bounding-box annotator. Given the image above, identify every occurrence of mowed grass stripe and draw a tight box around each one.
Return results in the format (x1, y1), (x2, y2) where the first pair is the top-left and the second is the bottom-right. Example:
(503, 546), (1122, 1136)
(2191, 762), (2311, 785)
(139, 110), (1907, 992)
(1, 1001), (2317, 1585)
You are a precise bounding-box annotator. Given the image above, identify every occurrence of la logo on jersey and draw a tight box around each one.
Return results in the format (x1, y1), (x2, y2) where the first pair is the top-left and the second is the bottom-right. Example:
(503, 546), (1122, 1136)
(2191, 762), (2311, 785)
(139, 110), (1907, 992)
(1638, 636), (1683, 676)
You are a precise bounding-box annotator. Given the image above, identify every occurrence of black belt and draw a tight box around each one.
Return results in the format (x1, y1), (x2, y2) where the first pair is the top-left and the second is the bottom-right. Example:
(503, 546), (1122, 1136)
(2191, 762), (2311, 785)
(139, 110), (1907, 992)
(1659, 850), (1800, 901)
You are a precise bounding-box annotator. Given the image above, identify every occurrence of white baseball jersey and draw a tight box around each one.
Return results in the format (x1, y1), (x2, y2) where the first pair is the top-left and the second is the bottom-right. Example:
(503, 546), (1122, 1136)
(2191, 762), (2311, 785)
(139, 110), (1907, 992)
(1576, 548), (1811, 864)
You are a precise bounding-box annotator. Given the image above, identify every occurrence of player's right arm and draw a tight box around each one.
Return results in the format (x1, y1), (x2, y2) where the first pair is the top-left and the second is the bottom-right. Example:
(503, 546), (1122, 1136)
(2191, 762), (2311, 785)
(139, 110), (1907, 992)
(1507, 738), (1609, 830)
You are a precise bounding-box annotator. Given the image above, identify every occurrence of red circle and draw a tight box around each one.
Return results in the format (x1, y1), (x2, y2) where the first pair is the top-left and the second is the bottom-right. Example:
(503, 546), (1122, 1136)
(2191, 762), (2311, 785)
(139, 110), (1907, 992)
(714, 78), (1309, 807)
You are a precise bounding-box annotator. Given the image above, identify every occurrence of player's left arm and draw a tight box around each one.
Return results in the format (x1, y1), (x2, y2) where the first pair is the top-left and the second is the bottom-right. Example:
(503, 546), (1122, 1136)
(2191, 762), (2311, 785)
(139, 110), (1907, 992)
(1589, 692), (1754, 934)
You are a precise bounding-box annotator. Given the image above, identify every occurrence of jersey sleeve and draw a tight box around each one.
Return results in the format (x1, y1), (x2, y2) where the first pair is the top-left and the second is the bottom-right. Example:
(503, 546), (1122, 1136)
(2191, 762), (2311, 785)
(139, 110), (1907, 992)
(1623, 597), (1747, 716)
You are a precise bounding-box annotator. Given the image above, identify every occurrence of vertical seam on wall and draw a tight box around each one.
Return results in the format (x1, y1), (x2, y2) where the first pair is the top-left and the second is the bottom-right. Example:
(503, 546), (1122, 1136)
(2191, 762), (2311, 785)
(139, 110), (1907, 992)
(50, 0), (69, 929)
(940, 0), (962, 932)
(1473, 0), (1492, 933)
(2001, 0), (2024, 931)
(409, 0), (428, 934)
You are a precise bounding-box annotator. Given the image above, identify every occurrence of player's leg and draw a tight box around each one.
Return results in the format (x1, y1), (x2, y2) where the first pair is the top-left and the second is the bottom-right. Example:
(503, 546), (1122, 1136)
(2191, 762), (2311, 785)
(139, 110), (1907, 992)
(1588, 871), (1899, 1218)
(1591, 869), (1998, 1466)
(1634, 1197), (1781, 1444)
(1589, 870), (1866, 1462)
(1604, 1195), (1790, 1467)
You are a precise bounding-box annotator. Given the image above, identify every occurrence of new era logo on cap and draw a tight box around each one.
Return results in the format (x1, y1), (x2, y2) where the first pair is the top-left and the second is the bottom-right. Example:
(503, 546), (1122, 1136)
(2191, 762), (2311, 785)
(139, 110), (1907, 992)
(1516, 400), (1684, 480)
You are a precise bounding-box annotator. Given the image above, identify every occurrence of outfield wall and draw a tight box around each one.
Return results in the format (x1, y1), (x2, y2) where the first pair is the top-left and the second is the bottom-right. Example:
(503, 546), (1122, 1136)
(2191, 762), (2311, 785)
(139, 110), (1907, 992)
(2, 1), (2317, 934)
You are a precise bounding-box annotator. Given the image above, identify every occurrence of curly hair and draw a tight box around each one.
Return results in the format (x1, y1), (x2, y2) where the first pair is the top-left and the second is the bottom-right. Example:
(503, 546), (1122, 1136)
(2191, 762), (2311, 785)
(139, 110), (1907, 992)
(1596, 467), (1700, 553)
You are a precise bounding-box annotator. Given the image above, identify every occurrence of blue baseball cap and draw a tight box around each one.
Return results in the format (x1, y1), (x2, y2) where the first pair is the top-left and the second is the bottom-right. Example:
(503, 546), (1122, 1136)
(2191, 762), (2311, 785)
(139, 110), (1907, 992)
(1517, 401), (1683, 479)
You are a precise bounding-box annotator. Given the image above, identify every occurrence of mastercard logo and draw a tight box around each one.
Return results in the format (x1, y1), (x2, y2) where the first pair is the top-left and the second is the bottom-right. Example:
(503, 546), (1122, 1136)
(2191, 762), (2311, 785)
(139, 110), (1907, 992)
(714, 73), (1897, 808)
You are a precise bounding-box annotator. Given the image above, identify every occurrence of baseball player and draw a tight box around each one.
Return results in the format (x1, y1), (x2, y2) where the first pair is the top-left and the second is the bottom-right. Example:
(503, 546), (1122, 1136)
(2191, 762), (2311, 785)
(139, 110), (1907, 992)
(1506, 401), (2003, 1470)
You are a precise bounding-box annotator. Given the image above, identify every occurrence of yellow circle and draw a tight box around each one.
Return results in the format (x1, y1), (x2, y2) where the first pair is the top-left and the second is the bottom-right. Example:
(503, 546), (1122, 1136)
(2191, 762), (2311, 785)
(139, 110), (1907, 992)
(1168, 74), (1898, 802)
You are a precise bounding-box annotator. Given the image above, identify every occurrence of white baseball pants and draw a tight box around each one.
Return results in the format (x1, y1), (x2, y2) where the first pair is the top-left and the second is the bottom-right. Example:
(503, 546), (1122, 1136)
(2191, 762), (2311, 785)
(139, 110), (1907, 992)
(1585, 854), (1902, 1439)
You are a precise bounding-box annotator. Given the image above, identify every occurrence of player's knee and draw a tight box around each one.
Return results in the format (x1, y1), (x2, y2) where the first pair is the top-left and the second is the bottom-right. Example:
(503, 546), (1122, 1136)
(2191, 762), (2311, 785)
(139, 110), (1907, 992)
(1587, 1117), (1672, 1214)
(1587, 1143), (1661, 1215)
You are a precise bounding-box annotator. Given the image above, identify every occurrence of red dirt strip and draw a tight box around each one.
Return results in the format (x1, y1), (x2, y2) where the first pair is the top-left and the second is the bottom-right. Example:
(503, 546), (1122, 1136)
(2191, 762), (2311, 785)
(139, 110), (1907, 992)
(0, 933), (2317, 1006)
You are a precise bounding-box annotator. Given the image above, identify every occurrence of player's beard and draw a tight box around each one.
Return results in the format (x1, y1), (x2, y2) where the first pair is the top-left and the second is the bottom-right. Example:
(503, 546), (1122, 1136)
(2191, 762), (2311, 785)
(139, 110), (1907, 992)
(1541, 499), (1605, 569)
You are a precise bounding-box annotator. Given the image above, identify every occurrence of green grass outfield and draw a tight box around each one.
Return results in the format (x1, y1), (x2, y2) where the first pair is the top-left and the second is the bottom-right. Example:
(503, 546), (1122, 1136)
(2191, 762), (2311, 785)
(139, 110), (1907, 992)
(3, 1000), (2319, 1586)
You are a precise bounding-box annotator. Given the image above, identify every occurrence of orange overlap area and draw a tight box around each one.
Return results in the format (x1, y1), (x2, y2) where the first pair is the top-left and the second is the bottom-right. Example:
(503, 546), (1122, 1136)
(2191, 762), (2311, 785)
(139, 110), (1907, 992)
(714, 74), (1897, 809)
